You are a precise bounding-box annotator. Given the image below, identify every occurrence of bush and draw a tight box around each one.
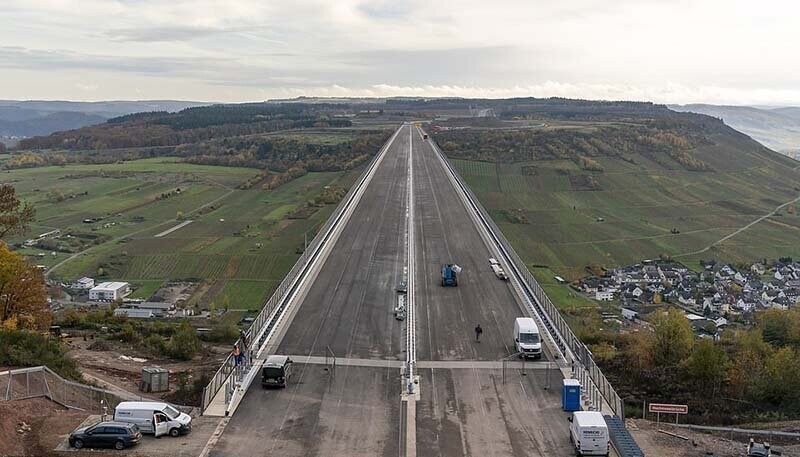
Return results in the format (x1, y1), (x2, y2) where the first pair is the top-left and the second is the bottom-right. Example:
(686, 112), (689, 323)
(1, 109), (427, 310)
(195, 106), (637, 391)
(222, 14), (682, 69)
(203, 322), (239, 344)
(164, 370), (209, 407)
(168, 321), (201, 360)
(144, 334), (168, 357)
(0, 329), (81, 380)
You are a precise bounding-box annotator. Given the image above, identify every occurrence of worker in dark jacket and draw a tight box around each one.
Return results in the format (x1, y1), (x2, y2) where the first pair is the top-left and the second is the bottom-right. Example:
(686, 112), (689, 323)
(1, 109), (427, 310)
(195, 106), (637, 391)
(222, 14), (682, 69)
(474, 325), (483, 342)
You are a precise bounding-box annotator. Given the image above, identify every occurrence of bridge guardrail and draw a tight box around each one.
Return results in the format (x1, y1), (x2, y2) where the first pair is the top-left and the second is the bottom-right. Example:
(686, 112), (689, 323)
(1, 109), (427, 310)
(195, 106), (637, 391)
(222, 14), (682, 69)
(428, 133), (625, 420)
(201, 128), (400, 413)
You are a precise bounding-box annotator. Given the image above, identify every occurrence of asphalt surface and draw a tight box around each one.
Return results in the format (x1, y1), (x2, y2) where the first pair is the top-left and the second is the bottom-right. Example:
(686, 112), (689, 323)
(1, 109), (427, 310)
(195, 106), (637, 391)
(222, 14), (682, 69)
(211, 125), (579, 457)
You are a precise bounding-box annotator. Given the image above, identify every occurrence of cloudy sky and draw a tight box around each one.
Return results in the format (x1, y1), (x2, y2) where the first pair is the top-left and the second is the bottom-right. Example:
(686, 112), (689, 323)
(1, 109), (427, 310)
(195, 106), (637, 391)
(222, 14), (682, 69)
(1, 0), (799, 104)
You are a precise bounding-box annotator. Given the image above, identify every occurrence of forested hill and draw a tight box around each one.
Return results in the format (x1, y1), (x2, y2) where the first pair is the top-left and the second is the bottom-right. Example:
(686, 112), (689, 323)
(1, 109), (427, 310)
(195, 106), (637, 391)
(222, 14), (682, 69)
(0, 100), (207, 138)
(18, 103), (353, 151)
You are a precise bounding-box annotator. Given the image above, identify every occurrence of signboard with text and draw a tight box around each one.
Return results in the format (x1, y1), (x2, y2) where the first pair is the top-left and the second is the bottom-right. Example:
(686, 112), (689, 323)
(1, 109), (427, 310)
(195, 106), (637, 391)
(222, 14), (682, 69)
(649, 403), (688, 414)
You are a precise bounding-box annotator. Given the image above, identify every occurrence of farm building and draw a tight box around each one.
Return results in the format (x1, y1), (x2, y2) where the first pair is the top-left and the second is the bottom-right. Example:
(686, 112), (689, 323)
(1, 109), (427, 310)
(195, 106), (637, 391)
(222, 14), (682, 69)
(72, 277), (95, 290)
(89, 282), (131, 301)
(114, 308), (154, 319)
(117, 301), (174, 317)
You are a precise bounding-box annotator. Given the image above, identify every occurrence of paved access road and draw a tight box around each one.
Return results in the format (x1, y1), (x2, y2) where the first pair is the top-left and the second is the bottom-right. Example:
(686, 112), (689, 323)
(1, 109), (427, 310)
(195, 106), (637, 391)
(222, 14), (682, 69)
(211, 125), (578, 457)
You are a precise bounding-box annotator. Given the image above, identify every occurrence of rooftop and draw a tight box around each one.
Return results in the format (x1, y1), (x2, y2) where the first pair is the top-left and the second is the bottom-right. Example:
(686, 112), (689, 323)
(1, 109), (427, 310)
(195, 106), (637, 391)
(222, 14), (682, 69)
(92, 281), (129, 290)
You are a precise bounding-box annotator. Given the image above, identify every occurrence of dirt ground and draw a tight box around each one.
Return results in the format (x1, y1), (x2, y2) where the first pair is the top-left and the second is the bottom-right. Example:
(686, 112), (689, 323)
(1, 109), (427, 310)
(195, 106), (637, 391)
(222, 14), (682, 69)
(64, 336), (227, 403)
(0, 397), (91, 457)
(630, 419), (800, 456)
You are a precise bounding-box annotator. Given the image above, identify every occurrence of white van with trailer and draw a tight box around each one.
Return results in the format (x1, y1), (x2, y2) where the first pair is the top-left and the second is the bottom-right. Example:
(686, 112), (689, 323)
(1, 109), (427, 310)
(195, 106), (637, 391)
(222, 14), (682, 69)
(514, 317), (542, 359)
(114, 401), (192, 437)
(568, 411), (610, 456)
(491, 263), (509, 280)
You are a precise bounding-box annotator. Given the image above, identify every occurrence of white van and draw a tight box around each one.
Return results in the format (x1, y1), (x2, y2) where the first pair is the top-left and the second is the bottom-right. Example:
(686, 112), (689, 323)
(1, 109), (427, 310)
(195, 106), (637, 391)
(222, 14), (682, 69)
(568, 411), (610, 456)
(114, 401), (192, 437)
(514, 317), (542, 359)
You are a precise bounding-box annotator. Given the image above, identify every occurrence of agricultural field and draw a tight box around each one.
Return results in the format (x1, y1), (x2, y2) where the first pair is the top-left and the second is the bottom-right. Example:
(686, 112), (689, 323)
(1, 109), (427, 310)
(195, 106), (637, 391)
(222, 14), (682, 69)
(6, 156), (358, 310)
(452, 131), (800, 282)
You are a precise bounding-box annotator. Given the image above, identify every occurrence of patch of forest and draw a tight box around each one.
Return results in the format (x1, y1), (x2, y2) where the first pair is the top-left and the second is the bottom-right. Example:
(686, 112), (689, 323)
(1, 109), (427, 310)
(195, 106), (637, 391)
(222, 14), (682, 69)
(17, 103), (353, 151)
(434, 118), (721, 172)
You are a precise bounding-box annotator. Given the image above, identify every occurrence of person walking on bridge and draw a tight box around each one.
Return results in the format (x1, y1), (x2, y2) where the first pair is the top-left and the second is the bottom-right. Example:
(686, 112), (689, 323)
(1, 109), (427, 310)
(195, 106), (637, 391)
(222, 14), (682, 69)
(474, 324), (483, 342)
(232, 344), (241, 366)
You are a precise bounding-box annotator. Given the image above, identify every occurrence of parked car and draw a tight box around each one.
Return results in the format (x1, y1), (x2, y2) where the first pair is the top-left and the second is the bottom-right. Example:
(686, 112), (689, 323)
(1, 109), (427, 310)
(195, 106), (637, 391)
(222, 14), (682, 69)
(114, 401), (192, 437)
(748, 439), (771, 457)
(262, 355), (293, 388)
(69, 421), (141, 450)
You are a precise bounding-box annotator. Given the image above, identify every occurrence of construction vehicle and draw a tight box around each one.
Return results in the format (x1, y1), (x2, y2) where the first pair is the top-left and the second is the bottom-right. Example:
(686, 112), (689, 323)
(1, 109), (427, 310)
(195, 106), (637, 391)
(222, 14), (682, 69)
(747, 439), (771, 457)
(441, 264), (459, 287)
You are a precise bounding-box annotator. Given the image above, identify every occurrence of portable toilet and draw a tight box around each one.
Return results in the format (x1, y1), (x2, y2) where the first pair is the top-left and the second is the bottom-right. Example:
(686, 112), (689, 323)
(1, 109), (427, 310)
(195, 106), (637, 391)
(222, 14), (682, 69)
(562, 378), (581, 411)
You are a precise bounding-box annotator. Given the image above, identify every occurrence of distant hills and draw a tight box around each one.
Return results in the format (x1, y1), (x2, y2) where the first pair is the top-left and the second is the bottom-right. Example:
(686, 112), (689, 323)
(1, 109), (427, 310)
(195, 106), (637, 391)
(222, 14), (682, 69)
(670, 104), (800, 159)
(0, 100), (209, 138)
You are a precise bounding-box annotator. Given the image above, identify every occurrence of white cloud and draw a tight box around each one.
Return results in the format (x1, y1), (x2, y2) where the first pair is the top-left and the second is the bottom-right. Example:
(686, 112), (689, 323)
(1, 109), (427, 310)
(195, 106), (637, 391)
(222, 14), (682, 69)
(1, 0), (798, 104)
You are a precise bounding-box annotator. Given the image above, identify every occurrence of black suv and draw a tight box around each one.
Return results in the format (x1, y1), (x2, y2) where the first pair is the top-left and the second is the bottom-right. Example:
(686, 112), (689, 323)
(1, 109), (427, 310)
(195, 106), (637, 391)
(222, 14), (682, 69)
(69, 421), (141, 450)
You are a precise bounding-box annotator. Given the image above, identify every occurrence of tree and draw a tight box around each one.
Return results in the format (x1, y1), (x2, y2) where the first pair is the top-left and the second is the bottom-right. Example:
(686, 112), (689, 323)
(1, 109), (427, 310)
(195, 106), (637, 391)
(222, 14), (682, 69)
(47, 188), (65, 203)
(760, 346), (800, 405)
(176, 211), (185, 221)
(169, 320), (201, 360)
(0, 184), (35, 239)
(759, 308), (800, 347)
(0, 242), (50, 331)
(649, 308), (694, 367)
(728, 329), (773, 400)
(683, 339), (728, 395)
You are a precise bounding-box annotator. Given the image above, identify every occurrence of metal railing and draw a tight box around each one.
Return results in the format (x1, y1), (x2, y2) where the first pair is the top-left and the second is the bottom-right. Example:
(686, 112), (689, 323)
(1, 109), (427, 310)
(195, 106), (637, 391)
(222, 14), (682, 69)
(1, 366), (125, 413)
(427, 132), (626, 420)
(201, 127), (402, 413)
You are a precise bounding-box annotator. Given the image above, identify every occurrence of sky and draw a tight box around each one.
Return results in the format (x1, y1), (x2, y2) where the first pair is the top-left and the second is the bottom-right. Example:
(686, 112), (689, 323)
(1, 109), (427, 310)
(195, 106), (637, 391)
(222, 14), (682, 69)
(1, 0), (799, 105)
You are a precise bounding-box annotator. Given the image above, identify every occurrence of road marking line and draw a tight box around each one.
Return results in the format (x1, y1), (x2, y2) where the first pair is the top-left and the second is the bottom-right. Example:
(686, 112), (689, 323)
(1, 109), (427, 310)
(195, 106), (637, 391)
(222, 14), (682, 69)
(282, 355), (554, 369)
(404, 123), (419, 457)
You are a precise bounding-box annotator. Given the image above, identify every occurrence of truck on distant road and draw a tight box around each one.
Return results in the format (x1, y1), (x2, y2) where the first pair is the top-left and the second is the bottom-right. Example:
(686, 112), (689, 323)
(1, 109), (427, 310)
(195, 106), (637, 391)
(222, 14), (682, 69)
(441, 264), (459, 287)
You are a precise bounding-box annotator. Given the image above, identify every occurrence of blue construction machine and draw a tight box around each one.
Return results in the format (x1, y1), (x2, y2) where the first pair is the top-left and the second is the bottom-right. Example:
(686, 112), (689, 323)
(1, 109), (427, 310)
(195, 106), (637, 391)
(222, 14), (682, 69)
(441, 264), (460, 287)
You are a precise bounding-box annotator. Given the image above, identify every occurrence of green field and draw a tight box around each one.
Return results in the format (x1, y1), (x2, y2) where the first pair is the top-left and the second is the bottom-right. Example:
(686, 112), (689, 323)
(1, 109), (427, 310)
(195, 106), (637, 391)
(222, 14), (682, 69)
(129, 280), (165, 300)
(9, 157), (358, 309)
(454, 133), (800, 281)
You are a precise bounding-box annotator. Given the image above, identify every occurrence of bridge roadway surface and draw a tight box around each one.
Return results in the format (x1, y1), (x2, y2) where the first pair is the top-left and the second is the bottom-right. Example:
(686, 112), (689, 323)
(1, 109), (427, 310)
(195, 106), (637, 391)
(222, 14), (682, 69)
(210, 125), (577, 457)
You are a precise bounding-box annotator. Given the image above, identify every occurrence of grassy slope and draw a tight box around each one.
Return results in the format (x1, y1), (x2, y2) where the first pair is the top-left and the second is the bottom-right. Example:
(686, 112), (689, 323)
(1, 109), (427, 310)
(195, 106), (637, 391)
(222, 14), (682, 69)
(9, 156), (357, 309)
(454, 131), (800, 281)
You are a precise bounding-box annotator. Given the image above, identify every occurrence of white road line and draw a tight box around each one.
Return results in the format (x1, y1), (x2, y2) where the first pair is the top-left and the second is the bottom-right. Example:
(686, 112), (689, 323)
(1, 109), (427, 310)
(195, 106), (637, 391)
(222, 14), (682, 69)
(404, 124), (418, 457)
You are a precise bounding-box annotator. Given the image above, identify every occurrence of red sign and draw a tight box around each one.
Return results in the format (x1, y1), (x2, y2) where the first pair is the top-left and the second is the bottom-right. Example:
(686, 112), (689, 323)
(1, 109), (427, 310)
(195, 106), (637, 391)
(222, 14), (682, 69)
(649, 403), (688, 414)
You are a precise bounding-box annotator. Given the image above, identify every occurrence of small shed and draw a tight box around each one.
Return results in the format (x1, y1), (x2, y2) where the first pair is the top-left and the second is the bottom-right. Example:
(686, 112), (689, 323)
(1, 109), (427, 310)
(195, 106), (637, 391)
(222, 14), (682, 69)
(141, 367), (169, 393)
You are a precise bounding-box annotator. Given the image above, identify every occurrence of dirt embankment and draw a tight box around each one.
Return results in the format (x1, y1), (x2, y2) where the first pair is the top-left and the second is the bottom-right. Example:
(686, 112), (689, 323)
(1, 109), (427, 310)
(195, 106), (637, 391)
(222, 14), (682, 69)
(0, 398), (89, 457)
(65, 336), (228, 404)
(629, 419), (800, 457)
